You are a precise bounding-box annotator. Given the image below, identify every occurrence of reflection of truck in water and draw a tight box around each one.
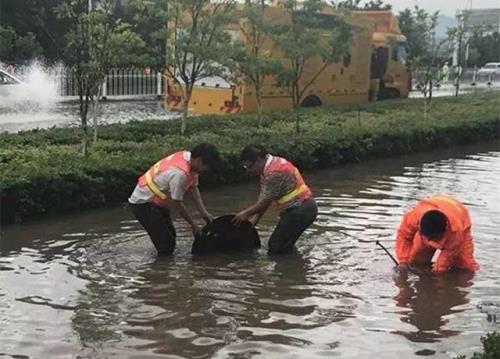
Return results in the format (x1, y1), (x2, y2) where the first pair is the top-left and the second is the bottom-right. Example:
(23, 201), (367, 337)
(166, 6), (410, 115)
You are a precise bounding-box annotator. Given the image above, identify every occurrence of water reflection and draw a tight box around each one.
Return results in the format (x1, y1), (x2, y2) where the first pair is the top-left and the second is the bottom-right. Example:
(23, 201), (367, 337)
(1, 141), (500, 358)
(393, 270), (474, 343)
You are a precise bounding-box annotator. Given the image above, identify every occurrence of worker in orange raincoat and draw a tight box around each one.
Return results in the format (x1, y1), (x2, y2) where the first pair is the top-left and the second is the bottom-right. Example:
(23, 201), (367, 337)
(395, 195), (479, 273)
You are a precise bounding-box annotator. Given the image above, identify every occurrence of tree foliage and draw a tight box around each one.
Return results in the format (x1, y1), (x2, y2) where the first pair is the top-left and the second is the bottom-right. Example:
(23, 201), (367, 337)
(0, 25), (43, 64)
(398, 6), (445, 118)
(272, 0), (352, 133)
(0, 0), (70, 63)
(231, 0), (281, 126)
(166, 0), (237, 135)
(55, 0), (145, 155)
(126, 0), (169, 70)
(332, 0), (391, 10)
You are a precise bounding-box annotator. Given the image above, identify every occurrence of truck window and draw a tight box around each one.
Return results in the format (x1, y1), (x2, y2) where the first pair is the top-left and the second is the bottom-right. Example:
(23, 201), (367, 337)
(371, 47), (388, 79)
(391, 44), (406, 65)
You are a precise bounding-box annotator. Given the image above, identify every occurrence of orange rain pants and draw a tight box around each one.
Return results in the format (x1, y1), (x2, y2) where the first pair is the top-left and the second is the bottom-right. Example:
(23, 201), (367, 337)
(395, 195), (479, 272)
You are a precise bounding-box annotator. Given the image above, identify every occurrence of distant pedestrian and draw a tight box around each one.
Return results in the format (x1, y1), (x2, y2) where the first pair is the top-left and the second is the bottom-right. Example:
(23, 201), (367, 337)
(440, 62), (449, 82)
(6, 64), (15, 75)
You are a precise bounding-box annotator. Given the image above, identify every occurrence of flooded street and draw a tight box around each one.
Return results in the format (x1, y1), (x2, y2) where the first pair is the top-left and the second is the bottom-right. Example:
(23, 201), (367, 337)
(0, 99), (175, 133)
(1, 82), (499, 133)
(1, 141), (499, 358)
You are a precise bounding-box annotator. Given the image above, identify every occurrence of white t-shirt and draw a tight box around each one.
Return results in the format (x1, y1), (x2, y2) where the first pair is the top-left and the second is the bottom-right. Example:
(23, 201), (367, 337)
(128, 151), (198, 204)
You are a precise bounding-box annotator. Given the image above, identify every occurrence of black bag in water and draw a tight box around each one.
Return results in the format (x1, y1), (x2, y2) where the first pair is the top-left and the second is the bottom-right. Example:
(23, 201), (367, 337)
(191, 215), (261, 254)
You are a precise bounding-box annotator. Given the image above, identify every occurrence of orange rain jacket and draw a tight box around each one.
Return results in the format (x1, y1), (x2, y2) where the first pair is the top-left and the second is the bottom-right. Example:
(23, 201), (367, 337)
(395, 195), (479, 272)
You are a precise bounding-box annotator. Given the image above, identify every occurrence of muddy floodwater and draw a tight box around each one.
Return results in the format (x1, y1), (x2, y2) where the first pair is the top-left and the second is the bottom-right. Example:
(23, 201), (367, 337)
(1, 141), (499, 358)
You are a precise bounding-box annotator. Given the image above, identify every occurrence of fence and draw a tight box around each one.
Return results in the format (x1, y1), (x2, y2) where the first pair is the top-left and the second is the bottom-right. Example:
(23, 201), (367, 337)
(413, 67), (499, 86)
(461, 68), (499, 85)
(59, 68), (165, 98)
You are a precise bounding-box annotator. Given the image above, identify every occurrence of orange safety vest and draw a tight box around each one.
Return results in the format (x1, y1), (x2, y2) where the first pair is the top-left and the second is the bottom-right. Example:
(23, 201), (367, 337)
(396, 194), (478, 271)
(137, 151), (198, 207)
(261, 156), (312, 211)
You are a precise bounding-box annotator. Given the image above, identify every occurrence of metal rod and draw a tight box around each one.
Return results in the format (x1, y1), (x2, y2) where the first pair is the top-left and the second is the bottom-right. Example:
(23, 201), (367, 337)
(376, 240), (399, 266)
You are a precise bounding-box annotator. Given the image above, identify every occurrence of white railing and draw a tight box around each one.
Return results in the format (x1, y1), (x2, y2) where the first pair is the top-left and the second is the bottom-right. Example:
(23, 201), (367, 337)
(412, 67), (499, 88)
(59, 68), (165, 98)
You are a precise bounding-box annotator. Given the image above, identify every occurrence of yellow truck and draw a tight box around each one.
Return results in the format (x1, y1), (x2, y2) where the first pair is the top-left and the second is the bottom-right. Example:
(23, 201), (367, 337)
(353, 11), (411, 100)
(166, 6), (409, 115)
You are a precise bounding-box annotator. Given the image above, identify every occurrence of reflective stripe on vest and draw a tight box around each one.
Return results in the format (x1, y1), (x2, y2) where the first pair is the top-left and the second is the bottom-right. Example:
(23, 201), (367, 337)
(137, 151), (196, 206)
(144, 161), (167, 200)
(262, 156), (312, 209)
(277, 183), (309, 205)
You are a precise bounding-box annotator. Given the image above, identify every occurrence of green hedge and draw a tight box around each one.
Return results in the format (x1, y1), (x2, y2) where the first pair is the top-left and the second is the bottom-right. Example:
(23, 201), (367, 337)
(455, 332), (500, 359)
(1, 92), (499, 223)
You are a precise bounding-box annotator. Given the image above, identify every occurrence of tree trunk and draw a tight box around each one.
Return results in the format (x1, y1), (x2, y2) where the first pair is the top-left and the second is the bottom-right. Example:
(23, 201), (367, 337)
(92, 84), (102, 144)
(79, 82), (90, 157)
(256, 87), (263, 127)
(181, 100), (188, 135)
(424, 97), (428, 121)
(295, 106), (300, 134)
(81, 106), (88, 157)
(82, 125), (88, 157)
(293, 84), (300, 134)
(181, 92), (191, 135)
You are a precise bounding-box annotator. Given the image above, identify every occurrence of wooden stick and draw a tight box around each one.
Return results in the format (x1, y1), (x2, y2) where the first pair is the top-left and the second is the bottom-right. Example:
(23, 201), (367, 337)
(376, 240), (399, 266)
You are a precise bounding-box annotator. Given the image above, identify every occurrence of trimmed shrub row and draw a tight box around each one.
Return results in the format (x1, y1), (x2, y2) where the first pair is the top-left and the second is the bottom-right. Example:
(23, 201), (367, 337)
(1, 92), (499, 224)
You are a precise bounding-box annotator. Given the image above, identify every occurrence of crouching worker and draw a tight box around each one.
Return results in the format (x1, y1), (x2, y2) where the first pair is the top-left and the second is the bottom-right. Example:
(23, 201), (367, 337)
(396, 194), (479, 273)
(232, 145), (318, 254)
(128, 143), (221, 255)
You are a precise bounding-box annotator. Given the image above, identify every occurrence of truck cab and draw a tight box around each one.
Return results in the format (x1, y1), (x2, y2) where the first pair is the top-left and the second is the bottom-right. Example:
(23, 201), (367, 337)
(354, 11), (410, 100)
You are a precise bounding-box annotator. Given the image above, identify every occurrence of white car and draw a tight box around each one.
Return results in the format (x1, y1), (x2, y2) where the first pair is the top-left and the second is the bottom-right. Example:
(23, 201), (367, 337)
(0, 69), (23, 96)
(0, 68), (60, 111)
(477, 63), (500, 76)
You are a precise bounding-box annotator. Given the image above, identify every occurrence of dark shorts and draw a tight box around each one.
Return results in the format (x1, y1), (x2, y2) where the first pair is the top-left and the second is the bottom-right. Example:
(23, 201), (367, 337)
(268, 198), (318, 255)
(130, 203), (176, 255)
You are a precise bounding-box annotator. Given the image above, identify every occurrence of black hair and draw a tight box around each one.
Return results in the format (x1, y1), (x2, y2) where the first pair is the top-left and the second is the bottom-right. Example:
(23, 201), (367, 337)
(240, 144), (267, 162)
(191, 143), (221, 169)
(420, 210), (447, 239)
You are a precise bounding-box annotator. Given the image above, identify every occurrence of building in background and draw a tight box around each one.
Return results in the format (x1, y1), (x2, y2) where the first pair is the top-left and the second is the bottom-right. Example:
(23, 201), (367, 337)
(465, 8), (500, 32)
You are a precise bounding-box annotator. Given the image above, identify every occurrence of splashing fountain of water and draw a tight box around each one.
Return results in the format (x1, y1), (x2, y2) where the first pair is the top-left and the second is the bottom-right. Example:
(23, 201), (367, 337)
(0, 62), (76, 132)
(0, 61), (62, 110)
(0, 62), (174, 133)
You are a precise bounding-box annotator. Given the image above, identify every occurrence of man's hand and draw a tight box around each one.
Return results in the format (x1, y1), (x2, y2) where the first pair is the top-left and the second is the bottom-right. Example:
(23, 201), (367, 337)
(397, 262), (410, 272)
(202, 212), (214, 224)
(431, 263), (446, 274)
(232, 210), (250, 226)
(249, 215), (259, 227)
(191, 223), (201, 237)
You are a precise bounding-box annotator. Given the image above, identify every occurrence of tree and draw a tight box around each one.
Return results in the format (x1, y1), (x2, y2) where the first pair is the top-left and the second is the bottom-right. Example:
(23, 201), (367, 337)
(232, 0), (280, 126)
(0, 25), (43, 64)
(166, 0), (237, 135)
(272, 0), (352, 134)
(333, 0), (391, 10)
(399, 7), (444, 117)
(55, 0), (145, 155)
(447, 11), (472, 97)
(467, 31), (500, 68)
(0, 0), (70, 63)
(398, 6), (440, 65)
(126, 0), (169, 70)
